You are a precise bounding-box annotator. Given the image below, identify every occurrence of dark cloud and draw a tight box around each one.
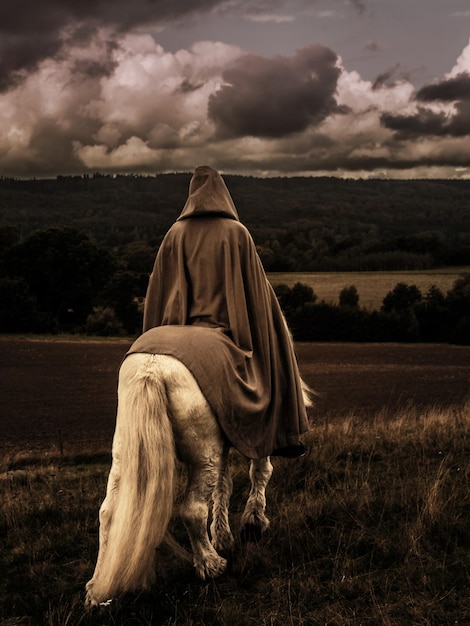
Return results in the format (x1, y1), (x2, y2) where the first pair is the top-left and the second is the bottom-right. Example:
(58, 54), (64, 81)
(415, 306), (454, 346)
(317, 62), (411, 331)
(0, 0), (223, 90)
(448, 101), (470, 135)
(381, 101), (470, 139)
(71, 57), (117, 80)
(0, 31), (63, 90)
(372, 63), (422, 91)
(365, 40), (383, 53)
(208, 45), (342, 138)
(178, 79), (205, 93)
(416, 72), (470, 102)
(214, 137), (470, 175)
(381, 108), (448, 138)
(372, 64), (401, 90)
(0, 0), (364, 92)
(0, 112), (101, 177)
(381, 71), (470, 139)
(28, 120), (92, 175)
(0, 0), (219, 34)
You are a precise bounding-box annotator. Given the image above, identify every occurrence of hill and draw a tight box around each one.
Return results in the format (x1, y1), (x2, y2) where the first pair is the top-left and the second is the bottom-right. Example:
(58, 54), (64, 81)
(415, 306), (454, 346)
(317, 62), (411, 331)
(1, 174), (470, 270)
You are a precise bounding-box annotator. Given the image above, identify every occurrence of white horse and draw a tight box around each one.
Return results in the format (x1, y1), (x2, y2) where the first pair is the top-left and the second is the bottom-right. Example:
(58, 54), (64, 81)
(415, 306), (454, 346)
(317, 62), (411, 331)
(85, 351), (311, 607)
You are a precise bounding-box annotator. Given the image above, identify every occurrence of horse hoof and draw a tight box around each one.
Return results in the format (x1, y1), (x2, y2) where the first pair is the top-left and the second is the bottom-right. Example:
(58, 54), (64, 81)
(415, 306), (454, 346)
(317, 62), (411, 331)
(85, 592), (98, 609)
(84, 581), (97, 609)
(85, 580), (114, 609)
(240, 523), (263, 543)
(197, 554), (227, 580)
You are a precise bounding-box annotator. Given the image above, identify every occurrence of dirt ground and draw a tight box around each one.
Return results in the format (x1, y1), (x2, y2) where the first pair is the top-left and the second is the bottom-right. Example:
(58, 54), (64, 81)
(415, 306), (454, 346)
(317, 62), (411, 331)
(1, 336), (469, 456)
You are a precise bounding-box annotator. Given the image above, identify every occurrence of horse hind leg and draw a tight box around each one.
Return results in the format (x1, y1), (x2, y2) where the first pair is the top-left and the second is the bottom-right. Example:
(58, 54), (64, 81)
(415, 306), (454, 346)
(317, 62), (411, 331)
(210, 446), (235, 554)
(180, 459), (228, 580)
(85, 435), (122, 607)
(168, 362), (228, 579)
(240, 457), (273, 542)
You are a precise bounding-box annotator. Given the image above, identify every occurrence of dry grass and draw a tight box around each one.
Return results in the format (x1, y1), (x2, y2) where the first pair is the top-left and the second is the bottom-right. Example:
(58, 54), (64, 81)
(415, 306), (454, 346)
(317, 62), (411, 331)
(268, 268), (469, 310)
(2, 403), (470, 625)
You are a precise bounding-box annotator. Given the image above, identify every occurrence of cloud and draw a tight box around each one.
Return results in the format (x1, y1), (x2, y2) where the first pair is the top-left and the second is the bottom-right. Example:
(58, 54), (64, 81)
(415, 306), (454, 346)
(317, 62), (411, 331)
(0, 0), (368, 91)
(0, 31), (242, 176)
(381, 101), (470, 141)
(380, 39), (470, 141)
(0, 28), (118, 175)
(382, 102), (470, 139)
(381, 108), (449, 138)
(0, 0), (254, 90)
(416, 73), (470, 102)
(1, 25), (470, 179)
(208, 45), (342, 138)
(306, 10), (344, 19)
(243, 12), (295, 23)
(372, 64), (402, 90)
(365, 40), (385, 53)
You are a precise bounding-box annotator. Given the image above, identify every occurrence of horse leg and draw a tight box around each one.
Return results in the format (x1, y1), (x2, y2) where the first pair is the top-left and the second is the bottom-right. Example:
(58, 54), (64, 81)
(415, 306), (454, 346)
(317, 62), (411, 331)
(167, 363), (228, 579)
(210, 445), (235, 554)
(85, 434), (122, 606)
(240, 457), (273, 542)
(180, 458), (228, 579)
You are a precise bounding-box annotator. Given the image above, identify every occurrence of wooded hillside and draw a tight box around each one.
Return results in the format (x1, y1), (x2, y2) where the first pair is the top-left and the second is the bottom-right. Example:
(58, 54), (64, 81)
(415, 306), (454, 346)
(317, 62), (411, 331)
(1, 174), (469, 271)
(1, 174), (470, 340)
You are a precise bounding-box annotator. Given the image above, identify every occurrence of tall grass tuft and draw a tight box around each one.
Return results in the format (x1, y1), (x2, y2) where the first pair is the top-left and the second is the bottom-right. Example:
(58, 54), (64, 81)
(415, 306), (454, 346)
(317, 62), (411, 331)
(1, 404), (470, 625)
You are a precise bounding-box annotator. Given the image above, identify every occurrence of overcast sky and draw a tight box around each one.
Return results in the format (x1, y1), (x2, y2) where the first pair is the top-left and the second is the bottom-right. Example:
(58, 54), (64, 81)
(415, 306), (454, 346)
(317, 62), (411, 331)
(1, 0), (470, 179)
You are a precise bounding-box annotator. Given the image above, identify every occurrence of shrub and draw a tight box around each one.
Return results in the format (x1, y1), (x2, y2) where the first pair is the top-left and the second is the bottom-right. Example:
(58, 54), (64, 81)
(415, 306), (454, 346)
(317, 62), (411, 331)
(339, 285), (359, 309)
(381, 282), (422, 313)
(86, 306), (125, 336)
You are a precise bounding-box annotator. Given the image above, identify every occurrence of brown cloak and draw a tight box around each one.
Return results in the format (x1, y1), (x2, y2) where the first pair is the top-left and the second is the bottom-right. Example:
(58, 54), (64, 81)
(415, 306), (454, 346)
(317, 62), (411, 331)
(129, 166), (309, 459)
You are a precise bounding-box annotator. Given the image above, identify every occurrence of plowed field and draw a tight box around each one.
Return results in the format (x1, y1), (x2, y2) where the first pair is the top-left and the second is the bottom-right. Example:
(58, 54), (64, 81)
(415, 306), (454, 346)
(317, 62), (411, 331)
(1, 337), (469, 456)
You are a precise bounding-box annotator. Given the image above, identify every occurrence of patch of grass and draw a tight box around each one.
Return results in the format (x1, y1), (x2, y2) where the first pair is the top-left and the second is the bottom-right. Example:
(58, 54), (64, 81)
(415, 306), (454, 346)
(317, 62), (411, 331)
(2, 403), (470, 624)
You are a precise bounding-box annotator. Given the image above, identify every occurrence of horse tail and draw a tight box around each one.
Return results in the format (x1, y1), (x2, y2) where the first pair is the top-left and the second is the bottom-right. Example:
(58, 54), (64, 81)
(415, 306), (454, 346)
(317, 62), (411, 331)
(91, 353), (175, 601)
(301, 376), (315, 408)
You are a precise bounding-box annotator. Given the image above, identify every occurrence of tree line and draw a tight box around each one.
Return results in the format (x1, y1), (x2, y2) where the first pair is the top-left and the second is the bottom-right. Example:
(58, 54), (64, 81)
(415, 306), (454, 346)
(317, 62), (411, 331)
(0, 225), (469, 344)
(276, 279), (470, 345)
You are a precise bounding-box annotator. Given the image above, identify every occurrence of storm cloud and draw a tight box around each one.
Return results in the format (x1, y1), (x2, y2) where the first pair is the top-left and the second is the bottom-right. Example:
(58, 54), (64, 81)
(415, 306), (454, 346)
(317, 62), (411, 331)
(0, 0), (369, 91)
(382, 71), (470, 139)
(416, 72), (470, 102)
(0, 1), (469, 179)
(208, 45), (342, 138)
(381, 108), (451, 138)
(0, 0), (248, 89)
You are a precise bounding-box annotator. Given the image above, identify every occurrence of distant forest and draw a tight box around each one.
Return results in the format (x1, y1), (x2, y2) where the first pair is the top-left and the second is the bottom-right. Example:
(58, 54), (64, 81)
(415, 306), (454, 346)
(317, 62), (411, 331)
(1, 174), (470, 342)
(1, 173), (470, 271)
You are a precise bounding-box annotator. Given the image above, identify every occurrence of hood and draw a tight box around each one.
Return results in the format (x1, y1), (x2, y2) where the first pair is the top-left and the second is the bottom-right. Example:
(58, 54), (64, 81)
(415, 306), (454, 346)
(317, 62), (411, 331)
(177, 165), (239, 221)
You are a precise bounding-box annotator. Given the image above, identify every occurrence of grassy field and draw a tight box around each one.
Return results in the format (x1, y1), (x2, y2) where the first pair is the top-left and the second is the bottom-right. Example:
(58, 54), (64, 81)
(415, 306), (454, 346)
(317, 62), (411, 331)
(2, 403), (470, 625)
(268, 268), (470, 311)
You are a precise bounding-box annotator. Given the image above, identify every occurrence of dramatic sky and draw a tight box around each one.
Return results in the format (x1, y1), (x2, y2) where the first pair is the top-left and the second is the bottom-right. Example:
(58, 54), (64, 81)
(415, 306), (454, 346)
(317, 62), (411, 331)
(1, 0), (470, 178)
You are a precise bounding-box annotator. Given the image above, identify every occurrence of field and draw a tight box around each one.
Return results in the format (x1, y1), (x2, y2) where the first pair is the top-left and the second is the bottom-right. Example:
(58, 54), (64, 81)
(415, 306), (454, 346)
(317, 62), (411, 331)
(1, 336), (469, 455)
(1, 337), (470, 625)
(268, 268), (470, 310)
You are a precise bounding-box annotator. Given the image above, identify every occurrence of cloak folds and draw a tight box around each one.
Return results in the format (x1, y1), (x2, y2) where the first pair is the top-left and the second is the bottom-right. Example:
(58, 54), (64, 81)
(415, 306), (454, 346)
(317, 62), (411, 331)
(130, 166), (309, 459)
